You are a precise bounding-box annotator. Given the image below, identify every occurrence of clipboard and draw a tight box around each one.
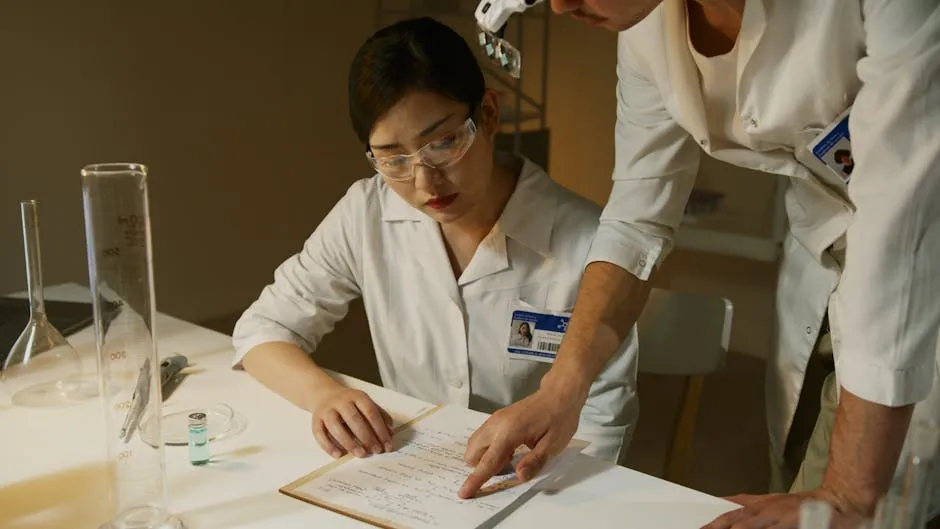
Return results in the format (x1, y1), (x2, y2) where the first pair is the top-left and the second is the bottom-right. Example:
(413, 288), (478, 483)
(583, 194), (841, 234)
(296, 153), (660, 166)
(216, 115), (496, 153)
(278, 404), (589, 529)
(279, 406), (442, 529)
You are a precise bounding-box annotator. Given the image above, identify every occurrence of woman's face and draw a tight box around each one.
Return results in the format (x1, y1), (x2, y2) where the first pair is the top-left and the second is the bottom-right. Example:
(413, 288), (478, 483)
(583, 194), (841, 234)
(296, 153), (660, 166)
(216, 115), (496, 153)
(519, 323), (529, 335)
(367, 89), (501, 224)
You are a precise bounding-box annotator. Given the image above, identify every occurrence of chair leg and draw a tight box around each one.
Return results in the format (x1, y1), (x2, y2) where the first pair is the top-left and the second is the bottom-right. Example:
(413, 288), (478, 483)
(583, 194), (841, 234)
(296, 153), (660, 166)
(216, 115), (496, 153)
(665, 375), (705, 485)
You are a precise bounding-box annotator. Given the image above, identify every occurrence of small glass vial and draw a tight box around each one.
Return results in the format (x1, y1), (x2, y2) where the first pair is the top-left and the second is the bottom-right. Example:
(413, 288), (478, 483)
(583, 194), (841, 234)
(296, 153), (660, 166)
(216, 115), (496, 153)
(188, 412), (210, 465)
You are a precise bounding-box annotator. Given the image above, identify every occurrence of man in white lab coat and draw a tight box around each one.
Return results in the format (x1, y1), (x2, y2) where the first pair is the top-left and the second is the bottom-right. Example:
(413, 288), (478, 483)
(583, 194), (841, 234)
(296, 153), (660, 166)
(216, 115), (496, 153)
(460, 1), (940, 527)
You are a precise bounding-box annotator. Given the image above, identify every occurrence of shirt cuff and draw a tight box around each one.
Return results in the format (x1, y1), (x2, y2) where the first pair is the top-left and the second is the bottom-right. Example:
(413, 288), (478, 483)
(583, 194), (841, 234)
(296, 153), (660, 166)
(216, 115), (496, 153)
(575, 421), (629, 464)
(585, 222), (665, 280)
(837, 355), (935, 407)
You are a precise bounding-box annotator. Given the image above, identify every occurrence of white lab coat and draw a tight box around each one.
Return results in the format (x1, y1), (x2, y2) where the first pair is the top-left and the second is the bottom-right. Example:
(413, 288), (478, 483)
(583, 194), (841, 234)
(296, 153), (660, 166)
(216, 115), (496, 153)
(232, 156), (638, 462)
(589, 0), (940, 512)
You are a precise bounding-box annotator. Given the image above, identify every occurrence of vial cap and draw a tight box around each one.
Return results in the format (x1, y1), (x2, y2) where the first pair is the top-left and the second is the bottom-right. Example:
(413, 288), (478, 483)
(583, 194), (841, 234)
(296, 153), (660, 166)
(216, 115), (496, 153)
(188, 411), (207, 427)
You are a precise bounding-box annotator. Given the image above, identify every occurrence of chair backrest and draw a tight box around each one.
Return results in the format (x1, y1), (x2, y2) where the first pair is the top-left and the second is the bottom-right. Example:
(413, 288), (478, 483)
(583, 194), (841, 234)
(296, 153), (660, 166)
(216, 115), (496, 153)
(636, 288), (733, 376)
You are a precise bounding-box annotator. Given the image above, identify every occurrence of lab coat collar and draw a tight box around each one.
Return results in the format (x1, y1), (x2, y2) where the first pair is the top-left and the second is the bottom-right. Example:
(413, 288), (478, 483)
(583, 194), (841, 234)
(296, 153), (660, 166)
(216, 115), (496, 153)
(380, 177), (427, 222)
(661, 0), (769, 144)
(735, 0), (767, 82)
(456, 156), (557, 286)
(377, 157), (558, 260)
(494, 156), (555, 259)
(663, 0), (709, 142)
(375, 156), (556, 289)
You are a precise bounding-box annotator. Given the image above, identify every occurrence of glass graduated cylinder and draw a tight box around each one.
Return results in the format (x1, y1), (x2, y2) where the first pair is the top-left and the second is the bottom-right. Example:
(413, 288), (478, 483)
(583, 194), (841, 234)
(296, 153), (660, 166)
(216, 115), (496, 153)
(81, 163), (182, 529)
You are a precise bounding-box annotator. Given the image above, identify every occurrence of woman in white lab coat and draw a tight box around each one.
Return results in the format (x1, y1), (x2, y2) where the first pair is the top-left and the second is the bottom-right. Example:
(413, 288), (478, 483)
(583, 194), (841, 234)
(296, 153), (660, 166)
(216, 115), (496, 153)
(231, 17), (637, 464)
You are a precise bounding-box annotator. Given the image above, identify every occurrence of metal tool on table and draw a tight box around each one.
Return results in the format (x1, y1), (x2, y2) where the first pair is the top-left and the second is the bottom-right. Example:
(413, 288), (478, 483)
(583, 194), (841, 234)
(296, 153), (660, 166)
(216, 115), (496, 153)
(119, 358), (151, 443)
(159, 354), (188, 401)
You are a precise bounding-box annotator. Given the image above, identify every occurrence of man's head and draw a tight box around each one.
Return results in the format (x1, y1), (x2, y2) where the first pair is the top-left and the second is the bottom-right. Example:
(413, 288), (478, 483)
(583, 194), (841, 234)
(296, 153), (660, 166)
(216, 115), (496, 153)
(548, 0), (662, 32)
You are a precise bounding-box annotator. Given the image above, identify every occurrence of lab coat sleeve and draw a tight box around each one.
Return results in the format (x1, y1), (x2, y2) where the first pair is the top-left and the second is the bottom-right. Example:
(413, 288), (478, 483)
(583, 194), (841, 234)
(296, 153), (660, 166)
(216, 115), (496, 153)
(584, 34), (701, 280)
(231, 183), (365, 368)
(577, 328), (639, 464)
(831, 0), (940, 406)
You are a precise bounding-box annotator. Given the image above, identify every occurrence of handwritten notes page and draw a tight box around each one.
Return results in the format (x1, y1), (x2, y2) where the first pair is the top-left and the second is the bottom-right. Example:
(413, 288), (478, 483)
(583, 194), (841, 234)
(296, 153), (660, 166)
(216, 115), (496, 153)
(280, 405), (581, 529)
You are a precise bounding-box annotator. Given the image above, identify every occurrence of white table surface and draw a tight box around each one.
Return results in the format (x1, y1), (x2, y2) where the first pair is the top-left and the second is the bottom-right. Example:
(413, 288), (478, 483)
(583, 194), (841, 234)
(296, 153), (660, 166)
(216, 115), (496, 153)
(0, 283), (737, 529)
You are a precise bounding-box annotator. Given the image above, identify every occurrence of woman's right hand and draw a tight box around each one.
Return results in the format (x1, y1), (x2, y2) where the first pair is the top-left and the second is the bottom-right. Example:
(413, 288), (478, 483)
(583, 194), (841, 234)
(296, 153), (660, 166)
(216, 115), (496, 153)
(310, 385), (395, 458)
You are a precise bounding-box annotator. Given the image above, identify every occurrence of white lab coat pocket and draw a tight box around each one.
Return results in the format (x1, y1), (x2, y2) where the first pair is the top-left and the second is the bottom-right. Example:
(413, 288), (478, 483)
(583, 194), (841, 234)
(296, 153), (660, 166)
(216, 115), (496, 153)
(500, 280), (580, 381)
(466, 282), (548, 378)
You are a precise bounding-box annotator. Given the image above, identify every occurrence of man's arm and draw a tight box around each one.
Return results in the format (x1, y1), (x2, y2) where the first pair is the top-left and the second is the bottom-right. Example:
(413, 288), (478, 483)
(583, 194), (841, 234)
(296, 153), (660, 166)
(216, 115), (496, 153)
(820, 0), (940, 510)
(823, 389), (914, 515)
(459, 33), (701, 498)
(540, 262), (651, 398)
(706, 391), (914, 528)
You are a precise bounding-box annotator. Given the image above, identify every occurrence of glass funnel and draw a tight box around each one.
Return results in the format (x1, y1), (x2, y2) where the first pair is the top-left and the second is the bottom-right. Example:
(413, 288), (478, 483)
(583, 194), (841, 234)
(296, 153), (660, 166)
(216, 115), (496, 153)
(1, 199), (98, 406)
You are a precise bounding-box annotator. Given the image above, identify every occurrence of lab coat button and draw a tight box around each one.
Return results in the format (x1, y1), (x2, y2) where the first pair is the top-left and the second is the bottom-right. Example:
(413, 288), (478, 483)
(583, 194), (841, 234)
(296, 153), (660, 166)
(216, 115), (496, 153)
(451, 379), (464, 389)
(749, 117), (759, 128)
(638, 257), (647, 268)
(699, 138), (709, 147)
(805, 325), (814, 335)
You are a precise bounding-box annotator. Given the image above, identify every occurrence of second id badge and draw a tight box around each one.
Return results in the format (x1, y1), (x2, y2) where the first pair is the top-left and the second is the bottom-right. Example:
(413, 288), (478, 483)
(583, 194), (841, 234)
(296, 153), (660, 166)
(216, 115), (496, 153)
(807, 106), (853, 185)
(506, 299), (570, 364)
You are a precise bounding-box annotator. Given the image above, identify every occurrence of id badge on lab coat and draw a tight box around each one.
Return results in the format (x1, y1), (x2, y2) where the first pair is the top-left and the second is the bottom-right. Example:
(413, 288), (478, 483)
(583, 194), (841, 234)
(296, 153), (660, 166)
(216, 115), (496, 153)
(806, 106), (853, 185)
(506, 300), (570, 364)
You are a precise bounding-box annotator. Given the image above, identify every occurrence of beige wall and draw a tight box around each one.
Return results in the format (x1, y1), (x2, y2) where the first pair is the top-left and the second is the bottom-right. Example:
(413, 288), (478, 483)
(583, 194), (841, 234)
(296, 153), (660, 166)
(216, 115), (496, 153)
(0, 2), (777, 360)
(0, 1), (376, 319)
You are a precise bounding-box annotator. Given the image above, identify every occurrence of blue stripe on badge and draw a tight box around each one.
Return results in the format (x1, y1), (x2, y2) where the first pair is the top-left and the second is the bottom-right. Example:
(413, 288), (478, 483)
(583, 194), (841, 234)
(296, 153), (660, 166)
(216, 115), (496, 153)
(511, 310), (569, 332)
(811, 113), (851, 160)
(507, 348), (557, 359)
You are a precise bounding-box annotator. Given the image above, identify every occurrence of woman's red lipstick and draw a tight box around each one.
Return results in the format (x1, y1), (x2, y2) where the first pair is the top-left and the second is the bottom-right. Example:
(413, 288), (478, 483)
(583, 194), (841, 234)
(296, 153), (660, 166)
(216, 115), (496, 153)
(426, 193), (458, 210)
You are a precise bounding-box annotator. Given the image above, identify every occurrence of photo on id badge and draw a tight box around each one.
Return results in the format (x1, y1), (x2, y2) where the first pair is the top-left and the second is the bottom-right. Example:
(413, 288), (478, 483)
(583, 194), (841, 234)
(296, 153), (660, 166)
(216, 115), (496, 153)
(506, 300), (570, 364)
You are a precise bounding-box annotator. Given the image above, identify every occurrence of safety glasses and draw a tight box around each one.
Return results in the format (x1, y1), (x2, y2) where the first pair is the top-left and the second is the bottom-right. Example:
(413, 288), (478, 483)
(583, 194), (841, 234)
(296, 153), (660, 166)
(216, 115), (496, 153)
(366, 117), (477, 182)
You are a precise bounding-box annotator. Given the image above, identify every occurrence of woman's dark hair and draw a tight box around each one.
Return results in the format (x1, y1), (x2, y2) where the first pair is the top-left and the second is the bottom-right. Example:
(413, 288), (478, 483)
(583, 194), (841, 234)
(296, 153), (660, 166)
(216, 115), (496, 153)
(348, 17), (486, 146)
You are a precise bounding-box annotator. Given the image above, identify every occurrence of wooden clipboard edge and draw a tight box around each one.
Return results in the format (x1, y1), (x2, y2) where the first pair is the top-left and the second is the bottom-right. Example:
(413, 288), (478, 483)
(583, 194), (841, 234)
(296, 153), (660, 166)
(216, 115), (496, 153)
(388, 404), (443, 435)
(278, 488), (411, 529)
(277, 404), (444, 528)
(566, 437), (591, 452)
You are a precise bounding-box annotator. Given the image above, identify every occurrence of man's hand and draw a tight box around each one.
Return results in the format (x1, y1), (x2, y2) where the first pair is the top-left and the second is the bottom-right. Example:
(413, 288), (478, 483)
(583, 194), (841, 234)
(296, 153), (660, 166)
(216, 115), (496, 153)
(456, 262), (650, 499)
(702, 490), (869, 529)
(311, 385), (395, 459)
(705, 387), (914, 528)
(457, 378), (589, 499)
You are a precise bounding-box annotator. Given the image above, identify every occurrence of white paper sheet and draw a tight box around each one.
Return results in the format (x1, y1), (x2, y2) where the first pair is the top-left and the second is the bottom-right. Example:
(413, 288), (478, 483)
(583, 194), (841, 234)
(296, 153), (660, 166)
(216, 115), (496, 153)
(282, 405), (585, 529)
